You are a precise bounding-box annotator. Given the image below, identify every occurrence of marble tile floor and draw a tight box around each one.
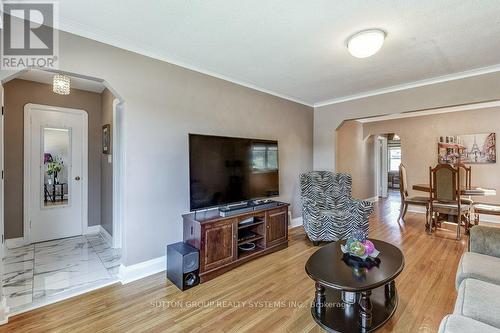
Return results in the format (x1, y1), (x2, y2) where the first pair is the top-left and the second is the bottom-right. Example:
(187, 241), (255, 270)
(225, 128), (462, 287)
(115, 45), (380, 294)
(2, 233), (121, 315)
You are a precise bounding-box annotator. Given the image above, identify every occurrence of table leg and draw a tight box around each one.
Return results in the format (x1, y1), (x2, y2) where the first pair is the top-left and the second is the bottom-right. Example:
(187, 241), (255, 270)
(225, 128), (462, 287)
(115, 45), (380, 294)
(425, 206), (431, 233)
(315, 282), (325, 316)
(359, 290), (372, 329)
(385, 280), (396, 299)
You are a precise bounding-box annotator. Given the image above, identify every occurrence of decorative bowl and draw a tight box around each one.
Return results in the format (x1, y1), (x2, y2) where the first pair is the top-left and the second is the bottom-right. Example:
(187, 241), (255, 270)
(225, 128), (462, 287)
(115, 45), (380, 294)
(341, 239), (380, 261)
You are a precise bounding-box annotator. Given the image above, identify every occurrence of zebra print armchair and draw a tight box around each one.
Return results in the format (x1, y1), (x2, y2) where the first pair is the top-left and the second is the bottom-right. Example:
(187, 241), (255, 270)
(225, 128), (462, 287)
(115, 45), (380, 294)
(299, 171), (373, 244)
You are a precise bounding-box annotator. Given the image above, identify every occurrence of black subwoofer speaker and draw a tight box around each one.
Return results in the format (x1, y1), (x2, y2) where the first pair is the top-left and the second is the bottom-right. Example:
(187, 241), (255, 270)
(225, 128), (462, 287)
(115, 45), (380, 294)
(166, 242), (200, 291)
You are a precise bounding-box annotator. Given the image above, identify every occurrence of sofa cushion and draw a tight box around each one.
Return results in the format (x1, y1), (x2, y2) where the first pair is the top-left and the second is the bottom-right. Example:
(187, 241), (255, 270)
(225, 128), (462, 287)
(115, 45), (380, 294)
(456, 252), (500, 290)
(470, 225), (500, 258)
(454, 279), (500, 328)
(439, 315), (500, 333)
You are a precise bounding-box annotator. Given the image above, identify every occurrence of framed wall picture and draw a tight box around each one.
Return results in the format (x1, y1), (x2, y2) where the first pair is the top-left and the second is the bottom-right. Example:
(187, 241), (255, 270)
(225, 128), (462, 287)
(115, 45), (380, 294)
(438, 133), (496, 164)
(102, 124), (111, 154)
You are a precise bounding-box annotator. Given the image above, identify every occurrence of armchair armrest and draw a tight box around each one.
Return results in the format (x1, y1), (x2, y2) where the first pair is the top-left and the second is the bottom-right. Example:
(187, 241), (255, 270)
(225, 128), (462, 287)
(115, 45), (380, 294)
(470, 225), (500, 258)
(351, 199), (374, 215)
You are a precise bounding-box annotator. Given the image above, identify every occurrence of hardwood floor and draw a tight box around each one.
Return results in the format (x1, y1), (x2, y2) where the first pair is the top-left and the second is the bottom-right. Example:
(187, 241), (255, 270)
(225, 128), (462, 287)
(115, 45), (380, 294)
(1, 194), (471, 332)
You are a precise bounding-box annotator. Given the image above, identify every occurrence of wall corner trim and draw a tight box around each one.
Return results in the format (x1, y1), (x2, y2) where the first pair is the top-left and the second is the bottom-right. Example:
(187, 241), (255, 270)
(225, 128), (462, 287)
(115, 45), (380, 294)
(118, 256), (166, 285)
(0, 296), (9, 325)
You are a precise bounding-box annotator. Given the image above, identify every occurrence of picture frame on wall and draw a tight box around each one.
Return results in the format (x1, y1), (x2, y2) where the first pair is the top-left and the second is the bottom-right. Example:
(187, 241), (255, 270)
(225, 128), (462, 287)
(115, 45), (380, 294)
(102, 124), (111, 154)
(438, 133), (496, 164)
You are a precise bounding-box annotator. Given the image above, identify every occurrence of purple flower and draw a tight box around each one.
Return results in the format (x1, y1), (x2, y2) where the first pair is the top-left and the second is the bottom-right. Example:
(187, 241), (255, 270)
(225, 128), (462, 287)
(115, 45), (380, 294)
(44, 153), (53, 164)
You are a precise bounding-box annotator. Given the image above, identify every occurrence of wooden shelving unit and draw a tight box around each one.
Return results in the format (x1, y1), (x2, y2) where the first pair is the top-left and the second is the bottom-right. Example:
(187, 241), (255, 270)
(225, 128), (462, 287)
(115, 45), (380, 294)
(183, 203), (289, 283)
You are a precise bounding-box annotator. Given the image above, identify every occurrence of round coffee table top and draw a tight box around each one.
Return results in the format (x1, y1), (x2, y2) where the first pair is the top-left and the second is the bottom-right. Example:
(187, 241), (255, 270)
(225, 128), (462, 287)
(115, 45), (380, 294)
(305, 239), (404, 292)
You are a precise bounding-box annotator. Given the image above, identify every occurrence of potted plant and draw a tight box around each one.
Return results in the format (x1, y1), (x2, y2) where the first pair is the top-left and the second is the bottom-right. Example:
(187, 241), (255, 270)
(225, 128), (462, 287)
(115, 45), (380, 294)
(46, 155), (63, 184)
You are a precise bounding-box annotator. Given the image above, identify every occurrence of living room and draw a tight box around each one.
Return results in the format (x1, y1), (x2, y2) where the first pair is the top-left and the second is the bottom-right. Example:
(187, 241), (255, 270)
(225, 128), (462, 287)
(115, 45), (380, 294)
(1, 1), (500, 332)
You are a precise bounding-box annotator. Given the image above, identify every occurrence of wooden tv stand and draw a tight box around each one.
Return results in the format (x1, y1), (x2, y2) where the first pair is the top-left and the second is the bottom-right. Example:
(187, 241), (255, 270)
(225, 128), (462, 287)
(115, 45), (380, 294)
(182, 202), (289, 283)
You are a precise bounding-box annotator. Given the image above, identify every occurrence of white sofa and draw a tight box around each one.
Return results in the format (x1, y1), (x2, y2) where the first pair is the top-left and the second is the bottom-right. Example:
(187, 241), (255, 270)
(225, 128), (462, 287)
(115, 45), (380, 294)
(439, 225), (500, 333)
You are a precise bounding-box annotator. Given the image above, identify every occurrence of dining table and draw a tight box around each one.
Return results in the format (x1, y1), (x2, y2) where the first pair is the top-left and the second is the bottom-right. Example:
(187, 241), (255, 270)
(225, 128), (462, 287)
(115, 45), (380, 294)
(413, 184), (497, 234)
(412, 184), (497, 196)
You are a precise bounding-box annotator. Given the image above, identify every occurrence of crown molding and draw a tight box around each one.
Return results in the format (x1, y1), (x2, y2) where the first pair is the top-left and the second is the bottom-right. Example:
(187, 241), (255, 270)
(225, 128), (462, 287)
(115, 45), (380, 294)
(57, 20), (314, 107)
(314, 64), (500, 108)
(356, 100), (500, 123)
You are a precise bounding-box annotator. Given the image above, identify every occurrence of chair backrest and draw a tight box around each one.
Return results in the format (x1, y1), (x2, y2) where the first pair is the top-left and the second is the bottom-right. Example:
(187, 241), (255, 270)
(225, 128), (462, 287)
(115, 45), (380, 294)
(299, 171), (352, 208)
(399, 163), (409, 199)
(457, 163), (471, 189)
(429, 164), (460, 202)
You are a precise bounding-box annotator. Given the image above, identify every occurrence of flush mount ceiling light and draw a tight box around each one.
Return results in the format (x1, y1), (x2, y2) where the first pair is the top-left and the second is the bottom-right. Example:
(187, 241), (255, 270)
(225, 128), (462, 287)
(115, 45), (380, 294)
(347, 29), (386, 58)
(53, 74), (71, 95)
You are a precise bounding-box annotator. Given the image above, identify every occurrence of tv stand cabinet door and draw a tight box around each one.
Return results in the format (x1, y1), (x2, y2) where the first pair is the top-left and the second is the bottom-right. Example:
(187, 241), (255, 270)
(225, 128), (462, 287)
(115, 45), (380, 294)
(265, 208), (288, 247)
(201, 219), (236, 272)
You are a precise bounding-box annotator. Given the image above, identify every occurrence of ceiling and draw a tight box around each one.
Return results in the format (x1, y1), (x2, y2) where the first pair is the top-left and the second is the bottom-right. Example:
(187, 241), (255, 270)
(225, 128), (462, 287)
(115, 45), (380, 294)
(17, 69), (105, 93)
(56, 0), (500, 106)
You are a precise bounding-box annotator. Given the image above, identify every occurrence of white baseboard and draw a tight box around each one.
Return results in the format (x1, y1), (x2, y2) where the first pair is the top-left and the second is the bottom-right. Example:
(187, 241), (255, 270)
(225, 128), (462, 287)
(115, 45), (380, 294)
(99, 226), (113, 246)
(0, 296), (9, 325)
(364, 196), (379, 202)
(118, 256), (166, 285)
(5, 237), (27, 249)
(289, 216), (303, 228)
(407, 206), (500, 224)
(85, 225), (100, 234)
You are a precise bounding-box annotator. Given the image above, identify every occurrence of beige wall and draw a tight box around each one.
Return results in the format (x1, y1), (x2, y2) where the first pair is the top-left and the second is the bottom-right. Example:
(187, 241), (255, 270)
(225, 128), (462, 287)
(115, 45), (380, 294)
(336, 107), (500, 203)
(4, 79), (102, 239)
(335, 121), (375, 199)
(1, 28), (314, 265)
(101, 88), (114, 236)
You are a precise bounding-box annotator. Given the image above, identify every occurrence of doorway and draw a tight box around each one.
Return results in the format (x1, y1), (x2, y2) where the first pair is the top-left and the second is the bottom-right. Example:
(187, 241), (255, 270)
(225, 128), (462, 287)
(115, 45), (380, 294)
(24, 104), (88, 243)
(375, 136), (388, 198)
(0, 69), (125, 318)
(375, 133), (401, 198)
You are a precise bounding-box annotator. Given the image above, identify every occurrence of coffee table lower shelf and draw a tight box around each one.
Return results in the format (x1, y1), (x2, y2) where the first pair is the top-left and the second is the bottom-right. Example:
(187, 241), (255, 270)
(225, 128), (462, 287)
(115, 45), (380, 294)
(311, 284), (398, 333)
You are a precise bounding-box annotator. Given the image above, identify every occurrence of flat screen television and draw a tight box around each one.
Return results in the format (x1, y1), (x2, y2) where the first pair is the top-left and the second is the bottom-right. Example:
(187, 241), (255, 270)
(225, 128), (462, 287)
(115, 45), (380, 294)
(189, 134), (279, 211)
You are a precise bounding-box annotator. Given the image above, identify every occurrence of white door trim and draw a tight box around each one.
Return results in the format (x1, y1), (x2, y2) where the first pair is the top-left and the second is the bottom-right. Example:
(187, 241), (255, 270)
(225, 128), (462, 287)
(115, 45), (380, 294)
(23, 103), (89, 244)
(375, 136), (388, 198)
(112, 98), (122, 248)
(0, 84), (8, 324)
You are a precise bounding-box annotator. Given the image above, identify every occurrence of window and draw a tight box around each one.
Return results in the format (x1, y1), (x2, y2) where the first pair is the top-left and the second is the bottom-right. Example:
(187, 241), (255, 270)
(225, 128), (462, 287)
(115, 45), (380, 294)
(252, 144), (278, 171)
(389, 147), (401, 172)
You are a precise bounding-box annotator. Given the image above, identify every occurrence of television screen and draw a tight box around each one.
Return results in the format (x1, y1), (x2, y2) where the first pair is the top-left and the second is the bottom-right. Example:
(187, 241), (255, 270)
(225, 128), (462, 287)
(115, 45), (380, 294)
(189, 134), (279, 210)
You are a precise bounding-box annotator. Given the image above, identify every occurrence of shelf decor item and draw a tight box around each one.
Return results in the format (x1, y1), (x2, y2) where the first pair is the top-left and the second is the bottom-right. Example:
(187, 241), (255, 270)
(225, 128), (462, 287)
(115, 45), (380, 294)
(238, 242), (256, 251)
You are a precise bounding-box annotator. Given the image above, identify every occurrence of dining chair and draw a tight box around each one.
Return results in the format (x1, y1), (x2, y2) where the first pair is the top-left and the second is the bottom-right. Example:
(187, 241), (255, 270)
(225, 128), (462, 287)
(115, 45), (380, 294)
(398, 164), (430, 230)
(457, 162), (477, 227)
(457, 162), (472, 189)
(429, 164), (471, 239)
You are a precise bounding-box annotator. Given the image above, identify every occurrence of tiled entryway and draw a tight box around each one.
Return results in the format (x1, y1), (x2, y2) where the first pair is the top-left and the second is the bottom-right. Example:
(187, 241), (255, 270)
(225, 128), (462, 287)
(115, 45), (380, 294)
(3, 233), (121, 314)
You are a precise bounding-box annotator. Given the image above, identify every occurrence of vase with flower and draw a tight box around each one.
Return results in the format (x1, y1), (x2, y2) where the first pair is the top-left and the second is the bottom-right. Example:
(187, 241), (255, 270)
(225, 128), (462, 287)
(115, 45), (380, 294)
(46, 155), (63, 185)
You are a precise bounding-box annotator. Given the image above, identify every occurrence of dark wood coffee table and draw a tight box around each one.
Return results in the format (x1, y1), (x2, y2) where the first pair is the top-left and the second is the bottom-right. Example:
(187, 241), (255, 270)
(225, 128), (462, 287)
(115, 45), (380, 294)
(305, 239), (404, 332)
